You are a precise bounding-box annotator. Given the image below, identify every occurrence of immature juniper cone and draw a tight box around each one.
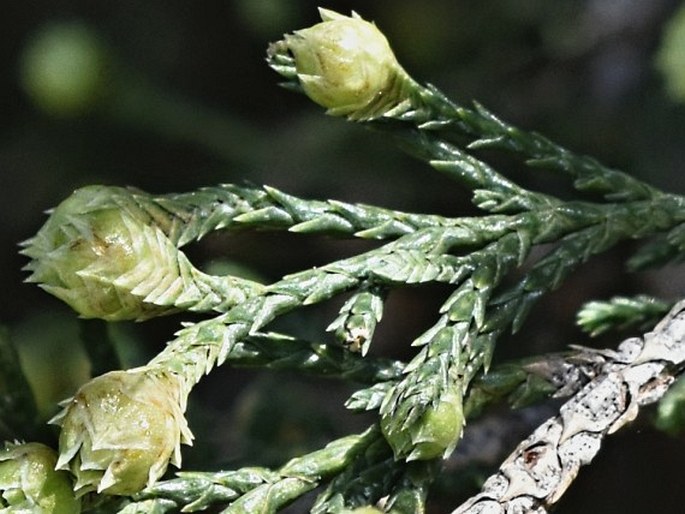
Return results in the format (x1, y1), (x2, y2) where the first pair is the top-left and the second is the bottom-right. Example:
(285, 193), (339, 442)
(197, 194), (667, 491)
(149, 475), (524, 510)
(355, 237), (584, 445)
(0, 442), (80, 513)
(381, 388), (465, 461)
(22, 185), (261, 320)
(50, 368), (193, 496)
(269, 8), (413, 119)
(21, 185), (178, 320)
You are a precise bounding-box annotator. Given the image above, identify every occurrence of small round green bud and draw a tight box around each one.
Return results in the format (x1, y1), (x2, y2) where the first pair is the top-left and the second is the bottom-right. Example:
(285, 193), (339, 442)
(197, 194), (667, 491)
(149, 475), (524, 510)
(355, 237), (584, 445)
(19, 22), (111, 117)
(0, 442), (80, 513)
(23, 186), (178, 321)
(381, 389), (464, 461)
(51, 368), (193, 496)
(280, 8), (409, 119)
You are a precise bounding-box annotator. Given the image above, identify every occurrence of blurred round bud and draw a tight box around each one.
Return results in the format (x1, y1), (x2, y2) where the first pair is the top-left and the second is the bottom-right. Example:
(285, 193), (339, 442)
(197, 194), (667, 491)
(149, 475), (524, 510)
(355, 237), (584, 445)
(0, 442), (80, 513)
(51, 368), (193, 496)
(19, 22), (111, 117)
(381, 389), (464, 461)
(280, 8), (408, 118)
(657, 4), (685, 103)
(22, 186), (178, 321)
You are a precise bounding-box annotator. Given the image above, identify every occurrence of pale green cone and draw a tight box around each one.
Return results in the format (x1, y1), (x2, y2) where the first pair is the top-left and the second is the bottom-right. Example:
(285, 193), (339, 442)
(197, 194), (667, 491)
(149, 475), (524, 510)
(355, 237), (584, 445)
(22, 186), (261, 320)
(273, 8), (413, 120)
(0, 442), (80, 513)
(23, 186), (171, 320)
(50, 368), (193, 496)
(380, 389), (464, 461)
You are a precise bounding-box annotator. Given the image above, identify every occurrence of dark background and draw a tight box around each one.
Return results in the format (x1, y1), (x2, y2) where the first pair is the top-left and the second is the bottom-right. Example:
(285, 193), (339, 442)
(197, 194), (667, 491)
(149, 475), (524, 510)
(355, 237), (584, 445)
(2, 1), (685, 512)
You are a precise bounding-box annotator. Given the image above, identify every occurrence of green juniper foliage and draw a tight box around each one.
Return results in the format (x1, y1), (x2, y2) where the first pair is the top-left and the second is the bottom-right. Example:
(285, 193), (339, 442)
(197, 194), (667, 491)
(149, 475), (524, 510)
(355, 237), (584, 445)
(7, 7), (685, 514)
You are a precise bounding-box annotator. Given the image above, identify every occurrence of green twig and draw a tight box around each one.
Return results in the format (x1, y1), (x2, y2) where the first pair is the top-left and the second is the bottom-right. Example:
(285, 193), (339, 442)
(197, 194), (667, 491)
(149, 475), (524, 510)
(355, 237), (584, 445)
(131, 427), (379, 513)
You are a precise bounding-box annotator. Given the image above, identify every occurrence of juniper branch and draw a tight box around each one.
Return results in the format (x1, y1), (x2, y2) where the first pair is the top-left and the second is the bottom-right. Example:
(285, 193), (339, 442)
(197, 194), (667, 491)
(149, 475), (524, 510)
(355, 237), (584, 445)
(116, 499), (176, 514)
(17, 9), (685, 511)
(398, 130), (558, 213)
(226, 331), (403, 383)
(117, 183), (462, 246)
(267, 12), (660, 203)
(380, 460), (440, 514)
(378, 230), (527, 460)
(327, 285), (386, 356)
(487, 196), (685, 336)
(628, 220), (685, 271)
(376, 190), (685, 462)
(311, 429), (406, 513)
(20, 186), (265, 320)
(147, 226), (470, 385)
(131, 426), (379, 513)
(628, 234), (683, 271)
(398, 88), (661, 201)
(153, 188), (683, 454)
(577, 295), (673, 337)
(348, 346), (610, 418)
(464, 348), (615, 417)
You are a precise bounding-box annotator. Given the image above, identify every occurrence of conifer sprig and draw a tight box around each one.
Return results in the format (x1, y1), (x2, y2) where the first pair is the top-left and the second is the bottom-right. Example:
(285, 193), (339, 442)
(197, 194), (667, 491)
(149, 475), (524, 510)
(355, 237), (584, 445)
(627, 220), (685, 271)
(147, 226), (480, 384)
(327, 286), (386, 356)
(400, 92), (660, 201)
(131, 427), (380, 513)
(224, 331), (403, 383)
(91, 183), (461, 245)
(268, 29), (659, 205)
(268, 10), (664, 207)
(310, 434), (432, 513)
(576, 295), (672, 337)
(17, 7), (685, 512)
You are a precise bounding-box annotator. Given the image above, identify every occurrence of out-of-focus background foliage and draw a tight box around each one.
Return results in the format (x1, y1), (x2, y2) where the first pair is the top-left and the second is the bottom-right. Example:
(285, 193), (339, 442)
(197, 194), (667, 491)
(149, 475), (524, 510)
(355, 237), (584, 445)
(2, 1), (685, 512)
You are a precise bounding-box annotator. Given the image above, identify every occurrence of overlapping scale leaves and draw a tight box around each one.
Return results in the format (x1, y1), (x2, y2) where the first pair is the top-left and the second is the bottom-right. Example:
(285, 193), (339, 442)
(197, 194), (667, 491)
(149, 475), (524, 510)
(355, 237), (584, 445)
(21, 185), (263, 321)
(50, 368), (192, 496)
